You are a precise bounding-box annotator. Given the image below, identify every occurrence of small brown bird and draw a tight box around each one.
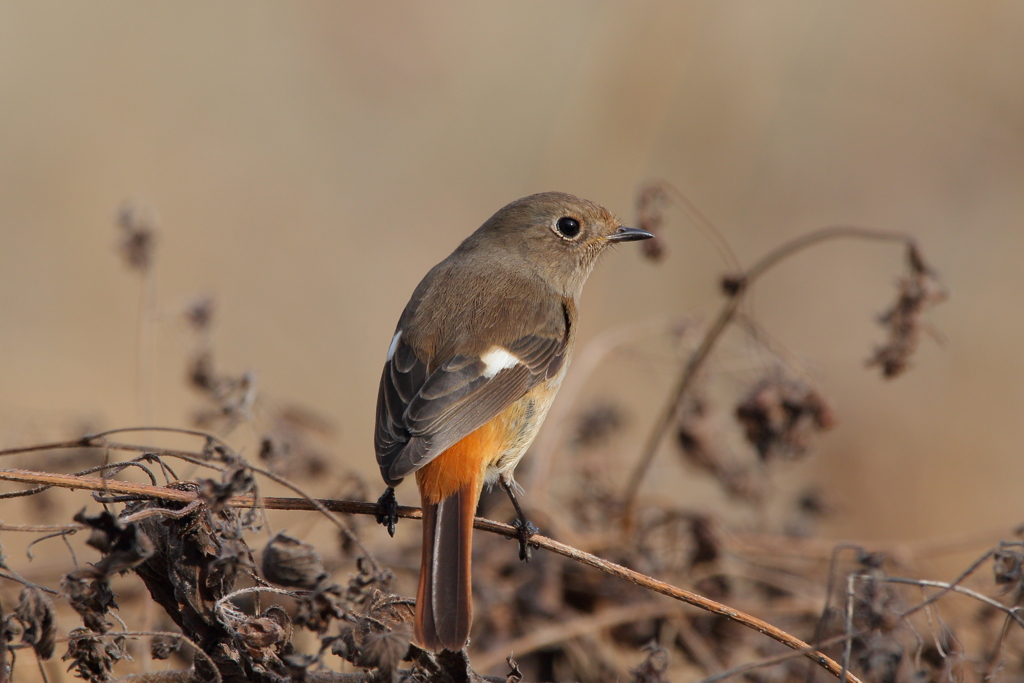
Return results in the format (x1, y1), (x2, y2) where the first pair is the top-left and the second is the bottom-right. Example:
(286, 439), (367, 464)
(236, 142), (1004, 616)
(374, 192), (652, 652)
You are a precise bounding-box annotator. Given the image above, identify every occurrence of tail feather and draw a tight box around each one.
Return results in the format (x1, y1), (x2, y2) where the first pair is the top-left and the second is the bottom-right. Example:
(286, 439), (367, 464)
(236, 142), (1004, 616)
(416, 478), (479, 651)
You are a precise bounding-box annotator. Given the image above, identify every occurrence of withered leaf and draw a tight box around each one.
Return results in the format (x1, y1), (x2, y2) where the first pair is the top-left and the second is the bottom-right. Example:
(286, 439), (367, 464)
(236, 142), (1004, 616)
(15, 585), (57, 659)
(262, 532), (327, 590)
(72, 508), (154, 577)
(62, 574), (118, 634)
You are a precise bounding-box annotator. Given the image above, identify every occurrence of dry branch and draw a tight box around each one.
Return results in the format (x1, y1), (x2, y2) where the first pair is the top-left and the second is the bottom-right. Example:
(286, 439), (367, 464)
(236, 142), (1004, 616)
(0, 466), (857, 682)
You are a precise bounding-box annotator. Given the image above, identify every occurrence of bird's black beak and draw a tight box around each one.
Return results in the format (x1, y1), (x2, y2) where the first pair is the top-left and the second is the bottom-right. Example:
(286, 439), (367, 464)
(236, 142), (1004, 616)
(607, 225), (655, 242)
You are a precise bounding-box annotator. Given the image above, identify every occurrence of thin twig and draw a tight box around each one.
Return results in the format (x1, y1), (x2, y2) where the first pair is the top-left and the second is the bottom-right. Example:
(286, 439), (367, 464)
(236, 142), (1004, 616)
(0, 570), (59, 595)
(0, 522), (82, 533)
(840, 574), (856, 683)
(883, 577), (1024, 629)
(120, 500), (203, 524)
(0, 437), (226, 473)
(984, 613), (1014, 681)
(214, 586), (301, 629)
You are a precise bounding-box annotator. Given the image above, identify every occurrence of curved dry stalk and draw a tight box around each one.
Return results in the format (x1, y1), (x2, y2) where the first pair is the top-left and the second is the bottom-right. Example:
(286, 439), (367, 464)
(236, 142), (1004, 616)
(883, 577), (1024, 630)
(0, 437), (227, 473)
(214, 586), (302, 629)
(620, 226), (920, 525)
(0, 523), (82, 533)
(0, 466), (857, 682)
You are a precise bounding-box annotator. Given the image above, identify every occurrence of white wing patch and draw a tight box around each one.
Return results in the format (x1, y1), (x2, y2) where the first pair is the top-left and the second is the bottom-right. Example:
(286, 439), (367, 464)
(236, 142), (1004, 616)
(480, 346), (520, 379)
(386, 331), (402, 362)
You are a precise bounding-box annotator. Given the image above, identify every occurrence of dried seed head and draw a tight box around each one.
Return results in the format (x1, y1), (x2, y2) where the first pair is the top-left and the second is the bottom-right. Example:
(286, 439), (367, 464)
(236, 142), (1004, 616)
(208, 537), (256, 591)
(868, 243), (946, 378)
(150, 634), (180, 661)
(198, 466), (256, 513)
(572, 402), (626, 449)
(851, 571), (902, 634)
(635, 183), (669, 262)
(689, 516), (721, 568)
(185, 295), (215, 331)
(295, 582), (347, 634)
(631, 641), (670, 683)
(506, 655), (524, 683)
(735, 376), (835, 461)
(356, 621), (411, 673)
(62, 574), (118, 634)
(236, 615), (287, 653)
(62, 628), (128, 683)
(15, 586), (57, 659)
(116, 200), (157, 273)
(282, 652), (318, 683)
(346, 556), (396, 607)
(188, 351), (216, 391)
(857, 635), (905, 683)
(993, 549), (1024, 594)
(72, 509), (154, 577)
(262, 532), (328, 590)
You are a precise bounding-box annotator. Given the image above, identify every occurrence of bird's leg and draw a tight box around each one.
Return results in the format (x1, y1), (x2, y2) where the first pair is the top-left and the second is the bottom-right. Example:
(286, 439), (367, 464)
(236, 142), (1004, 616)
(375, 486), (398, 537)
(499, 475), (538, 562)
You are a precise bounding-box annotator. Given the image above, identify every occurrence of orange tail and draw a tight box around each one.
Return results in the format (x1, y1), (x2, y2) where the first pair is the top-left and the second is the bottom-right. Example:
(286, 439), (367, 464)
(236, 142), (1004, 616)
(414, 419), (498, 651)
(416, 475), (480, 652)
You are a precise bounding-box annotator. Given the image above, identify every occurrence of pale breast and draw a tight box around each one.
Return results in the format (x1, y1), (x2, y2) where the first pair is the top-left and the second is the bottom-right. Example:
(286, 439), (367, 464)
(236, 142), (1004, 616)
(483, 369), (567, 485)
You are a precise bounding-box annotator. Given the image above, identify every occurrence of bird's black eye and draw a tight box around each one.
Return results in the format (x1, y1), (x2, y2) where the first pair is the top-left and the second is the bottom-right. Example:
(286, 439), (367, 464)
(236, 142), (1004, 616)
(555, 216), (581, 239)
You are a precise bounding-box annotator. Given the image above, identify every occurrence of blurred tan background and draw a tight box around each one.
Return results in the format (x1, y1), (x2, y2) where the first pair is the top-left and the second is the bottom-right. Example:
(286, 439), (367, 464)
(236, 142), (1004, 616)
(1, 1), (1022, 550)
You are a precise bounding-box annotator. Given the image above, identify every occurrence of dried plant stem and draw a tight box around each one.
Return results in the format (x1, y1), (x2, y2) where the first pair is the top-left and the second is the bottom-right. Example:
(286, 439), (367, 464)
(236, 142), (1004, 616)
(840, 574), (856, 683)
(0, 437), (226, 473)
(0, 467), (857, 682)
(620, 226), (917, 524)
(882, 577), (1024, 629)
(214, 587), (300, 628)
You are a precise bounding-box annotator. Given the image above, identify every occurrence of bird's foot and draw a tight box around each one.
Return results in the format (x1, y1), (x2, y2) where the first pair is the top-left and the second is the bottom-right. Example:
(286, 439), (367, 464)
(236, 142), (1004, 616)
(498, 475), (538, 562)
(375, 487), (398, 537)
(510, 517), (539, 562)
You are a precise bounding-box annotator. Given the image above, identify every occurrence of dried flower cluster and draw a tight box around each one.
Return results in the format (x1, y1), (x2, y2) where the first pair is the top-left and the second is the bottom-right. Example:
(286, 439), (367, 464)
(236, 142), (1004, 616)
(116, 200), (158, 273)
(868, 244), (947, 378)
(634, 183), (669, 262)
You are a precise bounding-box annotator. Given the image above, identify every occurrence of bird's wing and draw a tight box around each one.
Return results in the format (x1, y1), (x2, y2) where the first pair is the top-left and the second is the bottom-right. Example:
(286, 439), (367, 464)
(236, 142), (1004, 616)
(374, 325), (567, 485)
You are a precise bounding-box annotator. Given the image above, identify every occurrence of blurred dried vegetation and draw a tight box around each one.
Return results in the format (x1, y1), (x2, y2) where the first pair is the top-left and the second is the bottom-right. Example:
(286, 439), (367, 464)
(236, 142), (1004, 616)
(3, 184), (1019, 683)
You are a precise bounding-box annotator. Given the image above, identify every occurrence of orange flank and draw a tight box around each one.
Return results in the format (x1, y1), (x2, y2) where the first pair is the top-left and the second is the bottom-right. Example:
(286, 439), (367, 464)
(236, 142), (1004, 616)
(415, 417), (503, 505)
